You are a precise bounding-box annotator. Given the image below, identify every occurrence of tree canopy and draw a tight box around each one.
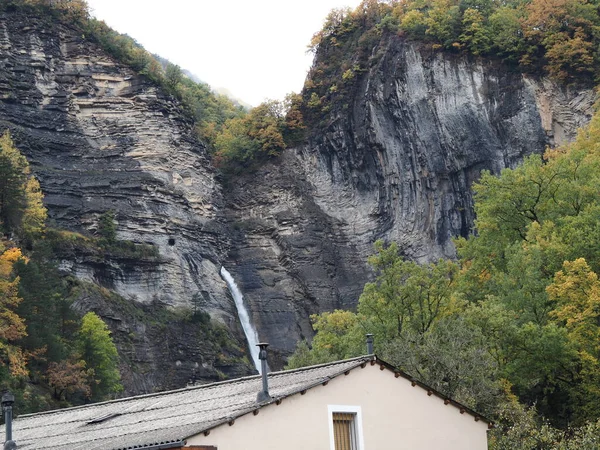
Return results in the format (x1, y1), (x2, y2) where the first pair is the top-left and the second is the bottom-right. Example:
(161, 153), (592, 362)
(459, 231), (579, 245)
(289, 109), (600, 446)
(77, 312), (122, 401)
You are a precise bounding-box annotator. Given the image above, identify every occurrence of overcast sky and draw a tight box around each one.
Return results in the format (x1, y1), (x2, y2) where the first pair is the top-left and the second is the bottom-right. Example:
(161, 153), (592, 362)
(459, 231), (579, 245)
(85, 0), (363, 106)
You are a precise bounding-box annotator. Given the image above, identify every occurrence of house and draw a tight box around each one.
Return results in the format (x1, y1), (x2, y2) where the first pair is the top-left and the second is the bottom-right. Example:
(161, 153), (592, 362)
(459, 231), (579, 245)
(0, 351), (491, 450)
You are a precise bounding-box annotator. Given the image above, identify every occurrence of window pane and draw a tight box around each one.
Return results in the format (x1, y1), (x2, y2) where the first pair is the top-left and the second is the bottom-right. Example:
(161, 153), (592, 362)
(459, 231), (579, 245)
(333, 412), (357, 450)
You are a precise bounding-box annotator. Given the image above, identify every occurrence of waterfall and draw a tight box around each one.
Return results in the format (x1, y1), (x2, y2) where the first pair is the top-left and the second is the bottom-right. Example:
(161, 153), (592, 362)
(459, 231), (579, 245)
(220, 266), (261, 372)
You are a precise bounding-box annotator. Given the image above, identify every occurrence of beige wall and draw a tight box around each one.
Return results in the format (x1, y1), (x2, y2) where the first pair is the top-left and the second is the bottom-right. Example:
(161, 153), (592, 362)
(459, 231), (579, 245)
(186, 363), (489, 450)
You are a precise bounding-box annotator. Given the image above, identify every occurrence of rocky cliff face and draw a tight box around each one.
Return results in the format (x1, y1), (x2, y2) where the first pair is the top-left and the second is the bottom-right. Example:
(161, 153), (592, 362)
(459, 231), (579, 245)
(0, 14), (229, 311)
(0, 12), (595, 382)
(0, 12), (252, 392)
(222, 38), (595, 359)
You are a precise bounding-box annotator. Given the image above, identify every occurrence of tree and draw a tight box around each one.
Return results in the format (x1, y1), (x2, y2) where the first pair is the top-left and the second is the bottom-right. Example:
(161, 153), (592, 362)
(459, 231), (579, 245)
(0, 131), (46, 238)
(488, 7), (525, 57)
(165, 63), (183, 91)
(0, 246), (28, 380)
(547, 258), (600, 421)
(358, 241), (459, 339)
(21, 176), (47, 239)
(0, 131), (29, 234)
(98, 210), (116, 243)
(47, 358), (92, 401)
(425, 0), (461, 47)
(521, 0), (599, 80)
(213, 100), (288, 172)
(459, 8), (491, 54)
(381, 316), (500, 414)
(244, 100), (286, 157)
(77, 312), (122, 401)
(14, 255), (75, 365)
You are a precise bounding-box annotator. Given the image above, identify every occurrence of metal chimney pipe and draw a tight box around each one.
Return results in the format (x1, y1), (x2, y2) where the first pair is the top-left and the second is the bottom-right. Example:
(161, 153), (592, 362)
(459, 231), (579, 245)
(2, 391), (16, 449)
(256, 343), (272, 403)
(366, 334), (374, 354)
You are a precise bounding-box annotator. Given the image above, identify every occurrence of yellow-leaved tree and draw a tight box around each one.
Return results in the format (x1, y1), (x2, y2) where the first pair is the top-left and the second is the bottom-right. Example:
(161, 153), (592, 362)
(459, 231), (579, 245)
(0, 245), (28, 379)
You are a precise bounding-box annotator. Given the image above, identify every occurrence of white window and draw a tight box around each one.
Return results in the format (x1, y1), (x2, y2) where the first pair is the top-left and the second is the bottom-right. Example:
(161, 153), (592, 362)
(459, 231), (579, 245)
(328, 405), (365, 450)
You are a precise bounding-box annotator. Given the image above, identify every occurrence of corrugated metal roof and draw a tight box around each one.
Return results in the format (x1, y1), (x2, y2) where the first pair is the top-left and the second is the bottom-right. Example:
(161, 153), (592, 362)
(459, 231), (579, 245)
(0, 356), (371, 450)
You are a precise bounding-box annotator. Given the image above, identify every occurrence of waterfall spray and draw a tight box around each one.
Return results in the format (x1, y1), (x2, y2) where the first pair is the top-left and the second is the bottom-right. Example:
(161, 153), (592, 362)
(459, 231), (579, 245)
(220, 267), (261, 372)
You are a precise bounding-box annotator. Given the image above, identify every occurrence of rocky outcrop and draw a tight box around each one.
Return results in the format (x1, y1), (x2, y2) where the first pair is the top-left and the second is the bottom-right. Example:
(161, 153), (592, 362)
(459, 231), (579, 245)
(0, 13), (595, 377)
(222, 38), (595, 359)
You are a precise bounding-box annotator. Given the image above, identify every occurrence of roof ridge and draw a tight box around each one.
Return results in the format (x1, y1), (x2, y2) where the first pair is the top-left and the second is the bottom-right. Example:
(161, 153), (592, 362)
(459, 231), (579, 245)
(269, 354), (373, 377)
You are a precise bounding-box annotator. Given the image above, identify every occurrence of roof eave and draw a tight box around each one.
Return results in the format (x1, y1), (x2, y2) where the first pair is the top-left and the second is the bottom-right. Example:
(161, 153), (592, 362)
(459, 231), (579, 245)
(187, 356), (375, 438)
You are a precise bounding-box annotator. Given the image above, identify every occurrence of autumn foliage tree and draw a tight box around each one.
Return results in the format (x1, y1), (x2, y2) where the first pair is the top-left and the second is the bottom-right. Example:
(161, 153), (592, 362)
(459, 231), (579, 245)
(47, 359), (93, 402)
(213, 100), (291, 172)
(0, 246), (28, 380)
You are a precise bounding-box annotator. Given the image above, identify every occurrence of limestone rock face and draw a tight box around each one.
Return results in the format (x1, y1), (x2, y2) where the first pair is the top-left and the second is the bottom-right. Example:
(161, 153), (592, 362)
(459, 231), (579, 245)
(222, 38), (595, 360)
(0, 12), (249, 392)
(0, 14), (595, 379)
(0, 13), (232, 312)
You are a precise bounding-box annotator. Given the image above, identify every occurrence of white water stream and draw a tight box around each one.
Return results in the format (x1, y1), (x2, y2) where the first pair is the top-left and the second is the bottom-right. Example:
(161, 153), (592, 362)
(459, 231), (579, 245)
(220, 266), (261, 372)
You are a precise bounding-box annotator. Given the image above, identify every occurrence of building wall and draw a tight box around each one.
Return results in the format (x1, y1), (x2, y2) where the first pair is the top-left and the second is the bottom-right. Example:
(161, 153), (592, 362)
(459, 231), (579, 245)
(186, 363), (489, 450)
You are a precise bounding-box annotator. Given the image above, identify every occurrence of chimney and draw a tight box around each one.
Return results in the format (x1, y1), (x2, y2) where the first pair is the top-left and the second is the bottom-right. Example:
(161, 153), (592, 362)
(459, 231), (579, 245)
(256, 343), (272, 403)
(2, 391), (16, 450)
(366, 334), (374, 355)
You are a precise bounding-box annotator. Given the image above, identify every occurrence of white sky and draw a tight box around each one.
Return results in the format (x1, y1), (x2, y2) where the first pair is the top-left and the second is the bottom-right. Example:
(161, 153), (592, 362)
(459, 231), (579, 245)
(85, 0), (363, 106)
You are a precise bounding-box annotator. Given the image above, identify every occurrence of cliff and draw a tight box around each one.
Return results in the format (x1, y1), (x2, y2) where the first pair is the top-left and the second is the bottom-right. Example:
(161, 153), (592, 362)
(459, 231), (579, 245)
(0, 11), (253, 392)
(222, 37), (595, 358)
(0, 10), (595, 385)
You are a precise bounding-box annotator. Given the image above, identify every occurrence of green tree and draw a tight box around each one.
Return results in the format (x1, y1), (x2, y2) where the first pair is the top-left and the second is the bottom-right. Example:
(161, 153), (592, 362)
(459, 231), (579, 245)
(98, 210), (117, 243)
(0, 131), (29, 234)
(425, 0), (461, 47)
(0, 131), (46, 238)
(358, 241), (459, 339)
(165, 63), (183, 91)
(399, 9), (428, 36)
(21, 176), (47, 239)
(459, 8), (491, 54)
(488, 7), (525, 57)
(381, 316), (500, 414)
(77, 312), (122, 401)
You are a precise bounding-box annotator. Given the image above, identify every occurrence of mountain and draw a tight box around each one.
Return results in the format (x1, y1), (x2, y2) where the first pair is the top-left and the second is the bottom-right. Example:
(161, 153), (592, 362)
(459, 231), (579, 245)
(0, 4), (595, 394)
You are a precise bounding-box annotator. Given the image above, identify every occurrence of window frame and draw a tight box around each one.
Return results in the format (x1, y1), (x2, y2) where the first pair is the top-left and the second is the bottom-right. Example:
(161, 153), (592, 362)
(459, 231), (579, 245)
(328, 405), (365, 450)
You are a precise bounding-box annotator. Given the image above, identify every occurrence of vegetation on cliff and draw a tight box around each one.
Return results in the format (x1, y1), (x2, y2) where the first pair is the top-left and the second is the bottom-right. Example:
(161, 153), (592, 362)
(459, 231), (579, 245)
(11, 0), (598, 172)
(299, 0), (600, 131)
(0, 130), (124, 412)
(0, 0), (303, 173)
(288, 108), (600, 446)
